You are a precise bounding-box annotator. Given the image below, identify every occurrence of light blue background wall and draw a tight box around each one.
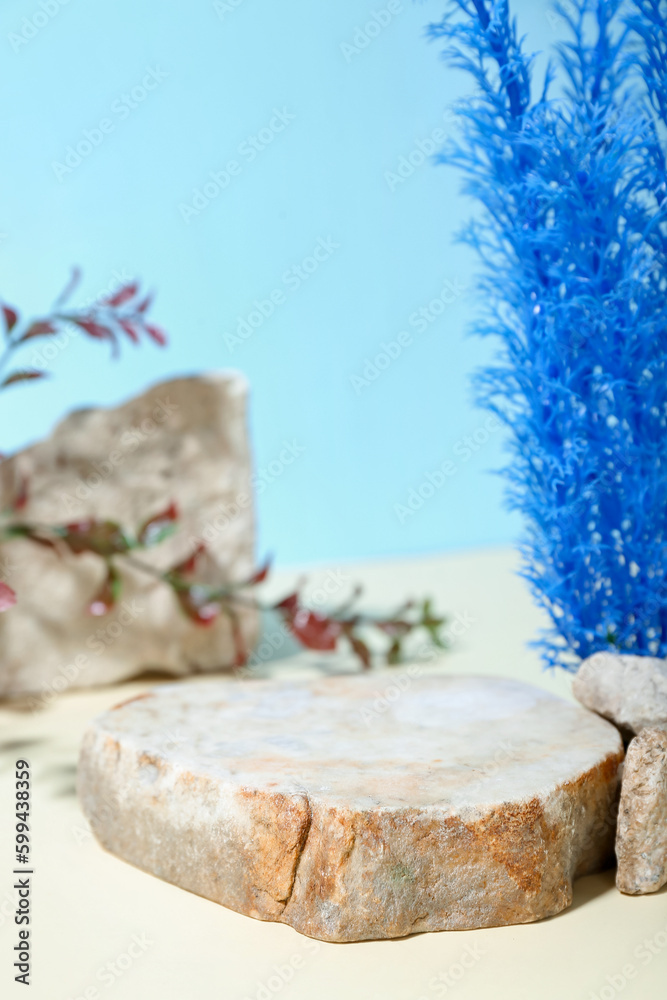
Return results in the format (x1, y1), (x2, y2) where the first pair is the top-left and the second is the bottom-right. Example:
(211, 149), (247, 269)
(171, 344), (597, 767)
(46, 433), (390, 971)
(0, 0), (562, 567)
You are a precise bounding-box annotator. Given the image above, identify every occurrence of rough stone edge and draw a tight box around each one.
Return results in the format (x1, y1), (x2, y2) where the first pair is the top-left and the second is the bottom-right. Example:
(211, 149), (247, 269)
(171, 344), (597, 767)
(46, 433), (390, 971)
(615, 726), (667, 895)
(0, 370), (258, 701)
(77, 701), (624, 942)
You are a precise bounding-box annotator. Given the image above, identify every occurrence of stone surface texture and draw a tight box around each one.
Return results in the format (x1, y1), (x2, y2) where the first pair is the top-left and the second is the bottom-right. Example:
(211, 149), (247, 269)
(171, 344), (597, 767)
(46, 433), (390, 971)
(572, 652), (667, 736)
(0, 373), (257, 700)
(616, 727), (667, 895)
(78, 674), (624, 942)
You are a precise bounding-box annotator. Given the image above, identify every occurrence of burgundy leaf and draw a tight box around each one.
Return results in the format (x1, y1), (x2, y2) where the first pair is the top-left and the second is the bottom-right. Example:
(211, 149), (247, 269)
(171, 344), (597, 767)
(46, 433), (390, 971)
(11, 476), (28, 512)
(245, 558), (272, 587)
(68, 316), (120, 358)
(5, 524), (58, 550)
(118, 319), (140, 344)
(18, 321), (57, 342)
(2, 305), (18, 334)
(70, 317), (114, 341)
(175, 587), (220, 626)
(275, 592), (300, 614)
(348, 634), (372, 669)
(27, 534), (58, 551)
(62, 519), (130, 557)
(285, 608), (342, 651)
(1, 370), (47, 388)
(172, 542), (207, 576)
(0, 581), (17, 611)
(138, 502), (179, 546)
(102, 282), (138, 308)
(65, 519), (93, 534)
(136, 293), (153, 313)
(230, 613), (247, 667)
(144, 323), (167, 346)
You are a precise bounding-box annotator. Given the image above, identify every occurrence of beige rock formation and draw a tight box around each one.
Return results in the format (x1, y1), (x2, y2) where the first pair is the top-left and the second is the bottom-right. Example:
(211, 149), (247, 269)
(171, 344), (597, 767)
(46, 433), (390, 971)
(0, 373), (257, 701)
(572, 651), (667, 736)
(616, 727), (667, 895)
(78, 674), (624, 942)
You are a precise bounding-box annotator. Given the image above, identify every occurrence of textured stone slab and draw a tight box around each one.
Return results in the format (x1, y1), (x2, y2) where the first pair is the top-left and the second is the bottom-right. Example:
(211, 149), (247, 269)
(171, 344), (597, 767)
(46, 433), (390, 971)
(78, 674), (623, 941)
(616, 727), (667, 895)
(573, 652), (667, 736)
(0, 373), (257, 701)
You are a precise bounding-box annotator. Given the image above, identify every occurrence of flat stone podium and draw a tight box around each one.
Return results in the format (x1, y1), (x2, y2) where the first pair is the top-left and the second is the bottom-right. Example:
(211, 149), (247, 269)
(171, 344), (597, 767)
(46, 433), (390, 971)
(77, 674), (623, 941)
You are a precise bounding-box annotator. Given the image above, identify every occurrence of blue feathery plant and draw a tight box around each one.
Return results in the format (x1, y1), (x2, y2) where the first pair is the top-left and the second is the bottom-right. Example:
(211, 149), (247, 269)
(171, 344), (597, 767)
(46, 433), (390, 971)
(429, 0), (667, 669)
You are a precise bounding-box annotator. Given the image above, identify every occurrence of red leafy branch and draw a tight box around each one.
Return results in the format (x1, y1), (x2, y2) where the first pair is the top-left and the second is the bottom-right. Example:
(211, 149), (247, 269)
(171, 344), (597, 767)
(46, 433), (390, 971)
(0, 268), (166, 387)
(0, 501), (448, 670)
(0, 269), (167, 610)
(0, 276), (447, 666)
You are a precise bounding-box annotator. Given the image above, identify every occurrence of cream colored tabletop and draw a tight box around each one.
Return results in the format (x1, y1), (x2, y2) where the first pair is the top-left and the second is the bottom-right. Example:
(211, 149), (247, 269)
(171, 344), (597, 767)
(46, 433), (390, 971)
(1, 547), (666, 1000)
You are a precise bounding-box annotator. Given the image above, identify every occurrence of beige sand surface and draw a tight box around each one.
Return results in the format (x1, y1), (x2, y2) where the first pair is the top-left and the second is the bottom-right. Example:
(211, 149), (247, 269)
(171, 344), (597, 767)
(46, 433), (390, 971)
(1, 547), (666, 999)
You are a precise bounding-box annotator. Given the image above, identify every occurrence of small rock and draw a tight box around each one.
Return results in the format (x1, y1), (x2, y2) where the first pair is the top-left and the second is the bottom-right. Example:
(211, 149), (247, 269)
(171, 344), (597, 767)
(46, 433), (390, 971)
(572, 652), (667, 736)
(0, 373), (258, 701)
(78, 674), (624, 942)
(616, 727), (667, 894)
